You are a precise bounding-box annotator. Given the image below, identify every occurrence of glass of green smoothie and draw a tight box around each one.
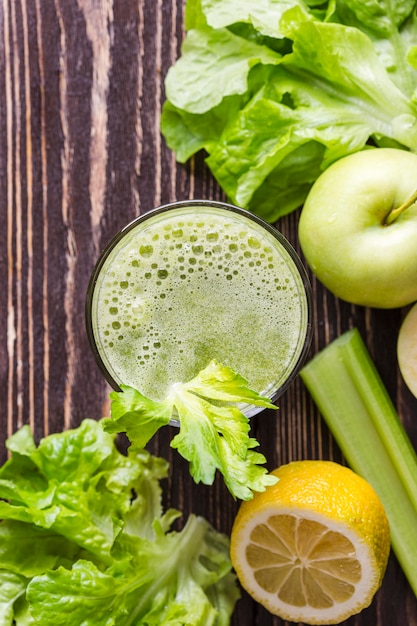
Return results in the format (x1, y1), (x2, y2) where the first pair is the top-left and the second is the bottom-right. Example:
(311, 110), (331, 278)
(85, 200), (313, 417)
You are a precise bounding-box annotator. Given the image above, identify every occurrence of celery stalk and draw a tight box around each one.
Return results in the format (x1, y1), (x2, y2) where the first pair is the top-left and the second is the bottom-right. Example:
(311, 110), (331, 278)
(300, 328), (417, 596)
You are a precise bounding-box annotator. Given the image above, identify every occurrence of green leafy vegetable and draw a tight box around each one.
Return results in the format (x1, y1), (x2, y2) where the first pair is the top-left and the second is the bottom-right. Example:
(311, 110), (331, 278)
(0, 419), (239, 624)
(161, 0), (417, 221)
(300, 328), (417, 597)
(105, 360), (278, 501)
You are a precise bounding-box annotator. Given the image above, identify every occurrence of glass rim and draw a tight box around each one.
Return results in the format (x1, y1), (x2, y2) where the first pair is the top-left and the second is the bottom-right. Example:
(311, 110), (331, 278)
(85, 199), (314, 419)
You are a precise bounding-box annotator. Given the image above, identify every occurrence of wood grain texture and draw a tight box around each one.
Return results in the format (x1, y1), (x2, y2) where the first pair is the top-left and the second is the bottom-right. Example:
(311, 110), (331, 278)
(1, 1), (417, 624)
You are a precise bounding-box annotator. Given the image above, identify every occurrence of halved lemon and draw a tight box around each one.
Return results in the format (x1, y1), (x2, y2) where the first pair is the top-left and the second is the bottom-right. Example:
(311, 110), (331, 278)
(230, 460), (390, 625)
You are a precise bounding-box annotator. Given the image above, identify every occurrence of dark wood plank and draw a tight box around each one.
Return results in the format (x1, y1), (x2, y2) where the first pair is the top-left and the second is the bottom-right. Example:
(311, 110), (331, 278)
(1, 1), (417, 624)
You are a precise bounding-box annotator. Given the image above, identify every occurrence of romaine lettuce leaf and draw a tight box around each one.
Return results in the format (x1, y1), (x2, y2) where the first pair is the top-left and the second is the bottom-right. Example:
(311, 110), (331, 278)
(0, 419), (239, 624)
(0, 570), (28, 626)
(186, 0), (329, 33)
(112, 517), (224, 625)
(0, 420), (146, 561)
(164, 26), (282, 113)
(204, 17), (417, 218)
(161, 0), (417, 221)
(26, 516), (238, 626)
(0, 521), (80, 578)
(198, 0), (306, 35)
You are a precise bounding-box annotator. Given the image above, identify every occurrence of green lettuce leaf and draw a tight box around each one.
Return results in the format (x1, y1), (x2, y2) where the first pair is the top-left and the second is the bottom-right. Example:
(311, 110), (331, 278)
(0, 570), (28, 626)
(186, 0), (327, 33)
(164, 26), (282, 113)
(0, 420), (149, 562)
(161, 0), (417, 221)
(105, 360), (278, 500)
(0, 521), (80, 578)
(26, 516), (238, 626)
(204, 17), (417, 219)
(197, 0), (306, 35)
(0, 419), (239, 624)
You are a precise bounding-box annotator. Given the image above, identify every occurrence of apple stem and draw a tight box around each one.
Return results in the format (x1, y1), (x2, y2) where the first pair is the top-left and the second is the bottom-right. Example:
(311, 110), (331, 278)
(385, 188), (417, 225)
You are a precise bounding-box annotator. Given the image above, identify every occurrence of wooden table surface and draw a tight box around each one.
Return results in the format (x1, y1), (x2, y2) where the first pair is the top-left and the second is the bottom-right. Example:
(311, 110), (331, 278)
(1, 1), (417, 625)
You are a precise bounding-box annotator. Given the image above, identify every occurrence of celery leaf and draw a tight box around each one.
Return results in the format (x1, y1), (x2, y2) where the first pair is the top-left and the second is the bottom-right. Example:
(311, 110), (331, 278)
(107, 360), (278, 500)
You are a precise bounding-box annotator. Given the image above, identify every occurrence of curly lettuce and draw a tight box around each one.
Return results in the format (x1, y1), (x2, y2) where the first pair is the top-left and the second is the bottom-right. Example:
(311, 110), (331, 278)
(161, 0), (417, 221)
(0, 420), (239, 625)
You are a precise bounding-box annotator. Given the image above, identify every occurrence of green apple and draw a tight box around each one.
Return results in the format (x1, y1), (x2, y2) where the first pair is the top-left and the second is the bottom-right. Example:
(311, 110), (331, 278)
(298, 148), (417, 308)
(397, 302), (417, 399)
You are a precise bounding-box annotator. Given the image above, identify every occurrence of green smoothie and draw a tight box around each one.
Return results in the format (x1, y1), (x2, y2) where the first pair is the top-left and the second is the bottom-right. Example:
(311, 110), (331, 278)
(87, 201), (311, 409)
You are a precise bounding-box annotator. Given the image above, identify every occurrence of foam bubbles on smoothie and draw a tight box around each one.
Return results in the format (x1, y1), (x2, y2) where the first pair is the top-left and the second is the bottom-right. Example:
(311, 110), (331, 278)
(93, 209), (306, 400)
